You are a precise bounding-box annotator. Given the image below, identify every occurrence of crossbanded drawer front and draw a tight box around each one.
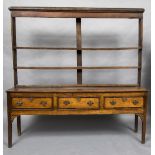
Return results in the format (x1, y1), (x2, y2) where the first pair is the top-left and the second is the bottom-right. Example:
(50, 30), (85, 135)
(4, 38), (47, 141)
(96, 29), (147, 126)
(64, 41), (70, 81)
(105, 97), (143, 108)
(58, 97), (100, 109)
(12, 98), (52, 109)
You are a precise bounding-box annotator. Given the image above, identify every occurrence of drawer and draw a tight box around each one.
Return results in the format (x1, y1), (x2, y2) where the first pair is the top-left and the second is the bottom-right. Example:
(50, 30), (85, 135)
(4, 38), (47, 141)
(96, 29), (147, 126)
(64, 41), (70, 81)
(12, 98), (52, 109)
(105, 97), (143, 108)
(58, 97), (100, 109)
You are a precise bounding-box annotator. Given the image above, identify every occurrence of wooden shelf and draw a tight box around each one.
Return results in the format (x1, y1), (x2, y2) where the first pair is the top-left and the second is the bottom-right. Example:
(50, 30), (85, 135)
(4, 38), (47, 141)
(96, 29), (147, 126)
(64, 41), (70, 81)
(9, 7), (145, 13)
(15, 46), (141, 51)
(16, 66), (139, 70)
(16, 84), (139, 88)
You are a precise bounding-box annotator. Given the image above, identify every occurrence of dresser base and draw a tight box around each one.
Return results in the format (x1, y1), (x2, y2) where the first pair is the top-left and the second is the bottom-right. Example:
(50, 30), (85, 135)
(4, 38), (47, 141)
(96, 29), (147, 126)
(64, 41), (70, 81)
(7, 86), (148, 147)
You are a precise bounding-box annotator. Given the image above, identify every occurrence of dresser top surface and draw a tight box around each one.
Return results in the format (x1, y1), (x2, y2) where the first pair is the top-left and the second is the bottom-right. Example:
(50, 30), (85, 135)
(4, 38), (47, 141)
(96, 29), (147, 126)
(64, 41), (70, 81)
(9, 7), (144, 13)
(7, 86), (147, 93)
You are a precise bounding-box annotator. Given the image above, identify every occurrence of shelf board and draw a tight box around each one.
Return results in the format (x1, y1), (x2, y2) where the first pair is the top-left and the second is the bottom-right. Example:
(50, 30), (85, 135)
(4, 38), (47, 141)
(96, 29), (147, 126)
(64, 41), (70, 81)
(16, 66), (140, 70)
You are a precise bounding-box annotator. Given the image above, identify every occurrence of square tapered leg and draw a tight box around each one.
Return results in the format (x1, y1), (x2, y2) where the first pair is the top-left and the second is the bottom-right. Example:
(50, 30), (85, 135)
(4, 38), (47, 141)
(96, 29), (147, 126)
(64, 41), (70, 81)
(135, 114), (138, 132)
(17, 116), (21, 136)
(8, 114), (12, 148)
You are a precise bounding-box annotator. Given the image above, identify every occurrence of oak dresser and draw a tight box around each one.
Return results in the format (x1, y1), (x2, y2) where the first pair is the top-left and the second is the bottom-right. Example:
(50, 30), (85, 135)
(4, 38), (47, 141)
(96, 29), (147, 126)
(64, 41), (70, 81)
(7, 7), (148, 148)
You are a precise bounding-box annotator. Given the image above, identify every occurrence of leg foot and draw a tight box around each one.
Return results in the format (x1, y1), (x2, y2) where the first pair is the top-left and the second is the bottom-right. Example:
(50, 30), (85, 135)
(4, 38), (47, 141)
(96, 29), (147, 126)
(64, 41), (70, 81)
(141, 114), (146, 144)
(17, 116), (21, 136)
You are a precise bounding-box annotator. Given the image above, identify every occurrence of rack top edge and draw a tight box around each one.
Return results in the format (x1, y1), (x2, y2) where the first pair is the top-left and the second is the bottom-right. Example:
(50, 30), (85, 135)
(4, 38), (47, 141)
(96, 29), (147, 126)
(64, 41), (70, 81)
(6, 86), (148, 93)
(8, 7), (145, 13)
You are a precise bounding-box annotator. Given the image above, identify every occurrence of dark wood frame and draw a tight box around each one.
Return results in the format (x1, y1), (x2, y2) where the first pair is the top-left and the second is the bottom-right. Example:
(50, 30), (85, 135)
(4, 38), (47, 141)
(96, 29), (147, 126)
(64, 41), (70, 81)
(7, 7), (148, 148)
(9, 7), (144, 88)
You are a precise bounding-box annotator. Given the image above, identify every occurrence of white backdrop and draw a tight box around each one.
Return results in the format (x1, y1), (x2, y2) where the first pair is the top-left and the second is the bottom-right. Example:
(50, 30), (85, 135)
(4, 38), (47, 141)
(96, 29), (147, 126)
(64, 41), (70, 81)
(3, 1), (151, 154)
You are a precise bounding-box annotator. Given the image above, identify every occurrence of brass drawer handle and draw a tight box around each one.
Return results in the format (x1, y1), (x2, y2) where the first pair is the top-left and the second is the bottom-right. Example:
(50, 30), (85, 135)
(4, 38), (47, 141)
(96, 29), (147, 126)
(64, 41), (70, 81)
(110, 101), (116, 105)
(87, 101), (94, 106)
(16, 101), (23, 106)
(29, 98), (34, 102)
(122, 98), (127, 102)
(77, 97), (81, 102)
(63, 101), (70, 105)
(40, 101), (47, 106)
(133, 100), (139, 105)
